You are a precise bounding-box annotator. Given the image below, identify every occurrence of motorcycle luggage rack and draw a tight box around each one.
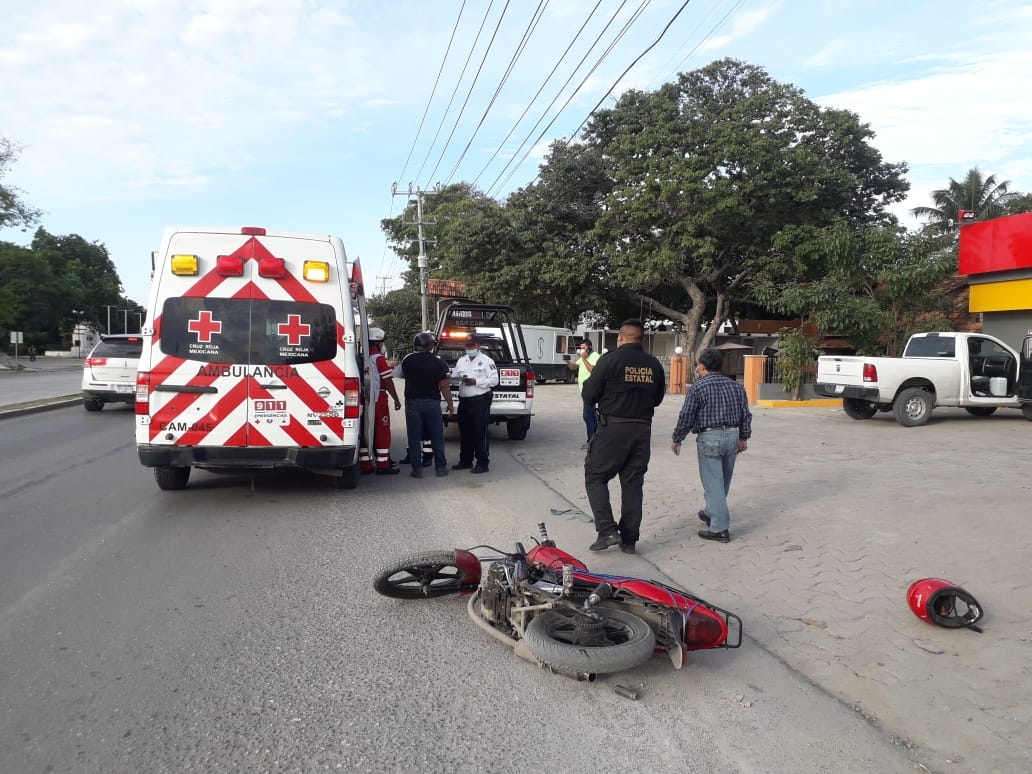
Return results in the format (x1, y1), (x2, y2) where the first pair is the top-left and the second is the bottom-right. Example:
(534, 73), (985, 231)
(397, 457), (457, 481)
(652, 580), (743, 649)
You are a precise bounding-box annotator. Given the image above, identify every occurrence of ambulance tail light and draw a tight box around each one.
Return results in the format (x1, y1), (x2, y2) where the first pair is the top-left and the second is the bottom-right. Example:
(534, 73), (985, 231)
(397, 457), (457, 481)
(135, 372), (151, 414)
(343, 377), (361, 418)
(526, 369), (535, 397)
(303, 260), (330, 282)
(170, 254), (200, 276)
(258, 256), (286, 278)
(216, 254), (245, 276)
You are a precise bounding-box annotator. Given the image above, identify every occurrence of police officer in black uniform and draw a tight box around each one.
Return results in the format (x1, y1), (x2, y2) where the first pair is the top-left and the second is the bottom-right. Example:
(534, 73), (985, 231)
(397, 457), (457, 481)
(581, 318), (666, 554)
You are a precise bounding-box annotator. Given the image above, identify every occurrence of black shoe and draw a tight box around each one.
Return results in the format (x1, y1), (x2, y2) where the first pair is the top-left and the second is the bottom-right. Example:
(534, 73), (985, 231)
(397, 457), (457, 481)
(375, 467), (400, 475)
(471, 466), (489, 474)
(620, 542), (636, 554)
(698, 510), (710, 526)
(589, 532), (622, 551)
(452, 462), (473, 470)
(398, 455), (411, 465)
(697, 529), (730, 543)
(422, 454), (434, 465)
(435, 468), (448, 477)
(410, 469), (423, 479)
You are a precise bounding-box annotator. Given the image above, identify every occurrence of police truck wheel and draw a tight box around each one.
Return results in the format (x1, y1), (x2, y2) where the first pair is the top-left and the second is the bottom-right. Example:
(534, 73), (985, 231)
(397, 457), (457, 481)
(506, 416), (530, 440)
(154, 466), (190, 490)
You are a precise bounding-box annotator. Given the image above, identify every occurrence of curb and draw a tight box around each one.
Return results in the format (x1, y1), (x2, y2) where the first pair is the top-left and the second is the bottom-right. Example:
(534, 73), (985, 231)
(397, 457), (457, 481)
(755, 398), (842, 408)
(0, 395), (82, 420)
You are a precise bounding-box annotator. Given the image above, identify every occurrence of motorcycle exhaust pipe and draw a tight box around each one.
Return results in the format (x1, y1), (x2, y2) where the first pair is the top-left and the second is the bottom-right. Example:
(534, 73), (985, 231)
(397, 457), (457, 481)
(514, 641), (596, 682)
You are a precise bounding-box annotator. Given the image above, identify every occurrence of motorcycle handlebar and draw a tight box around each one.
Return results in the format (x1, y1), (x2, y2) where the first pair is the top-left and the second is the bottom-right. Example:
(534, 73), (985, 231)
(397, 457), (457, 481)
(536, 522), (554, 546)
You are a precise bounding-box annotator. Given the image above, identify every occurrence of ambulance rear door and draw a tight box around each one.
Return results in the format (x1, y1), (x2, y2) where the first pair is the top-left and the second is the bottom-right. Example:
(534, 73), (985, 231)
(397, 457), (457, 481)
(141, 229), (356, 461)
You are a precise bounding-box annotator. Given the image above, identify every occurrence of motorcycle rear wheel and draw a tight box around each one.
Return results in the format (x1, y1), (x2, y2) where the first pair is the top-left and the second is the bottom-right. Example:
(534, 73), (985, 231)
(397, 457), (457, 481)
(373, 551), (468, 599)
(524, 608), (656, 675)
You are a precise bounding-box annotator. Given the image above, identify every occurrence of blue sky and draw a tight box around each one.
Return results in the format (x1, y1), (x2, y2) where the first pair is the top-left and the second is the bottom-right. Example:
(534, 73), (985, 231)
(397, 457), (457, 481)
(2, 0), (1031, 307)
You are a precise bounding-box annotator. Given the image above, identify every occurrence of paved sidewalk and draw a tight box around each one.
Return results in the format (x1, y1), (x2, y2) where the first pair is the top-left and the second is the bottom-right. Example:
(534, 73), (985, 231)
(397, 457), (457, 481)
(522, 387), (1031, 774)
(0, 357), (83, 419)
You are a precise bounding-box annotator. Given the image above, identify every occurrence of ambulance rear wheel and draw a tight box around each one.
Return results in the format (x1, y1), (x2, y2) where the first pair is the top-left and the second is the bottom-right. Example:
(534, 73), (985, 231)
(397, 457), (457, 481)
(336, 463), (360, 490)
(154, 466), (191, 490)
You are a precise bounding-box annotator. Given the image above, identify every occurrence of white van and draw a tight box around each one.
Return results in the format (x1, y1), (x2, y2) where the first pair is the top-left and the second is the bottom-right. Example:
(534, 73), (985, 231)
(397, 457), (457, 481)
(135, 226), (373, 490)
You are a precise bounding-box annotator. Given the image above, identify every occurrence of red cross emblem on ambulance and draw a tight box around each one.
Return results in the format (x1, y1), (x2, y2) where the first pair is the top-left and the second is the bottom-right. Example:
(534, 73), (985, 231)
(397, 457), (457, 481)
(278, 314), (311, 346)
(187, 310), (223, 343)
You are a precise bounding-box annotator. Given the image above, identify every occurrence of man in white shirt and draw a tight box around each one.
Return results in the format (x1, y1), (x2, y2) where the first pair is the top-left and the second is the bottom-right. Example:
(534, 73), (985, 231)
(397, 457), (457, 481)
(450, 334), (499, 473)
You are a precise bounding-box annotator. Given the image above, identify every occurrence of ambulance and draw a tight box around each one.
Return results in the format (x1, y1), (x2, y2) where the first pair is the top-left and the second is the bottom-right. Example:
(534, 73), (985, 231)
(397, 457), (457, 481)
(135, 226), (374, 490)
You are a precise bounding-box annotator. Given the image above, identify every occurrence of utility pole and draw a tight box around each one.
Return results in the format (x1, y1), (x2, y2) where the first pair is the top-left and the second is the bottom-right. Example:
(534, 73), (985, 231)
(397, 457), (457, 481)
(391, 183), (440, 331)
(103, 305), (117, 334)
(375, 276), (390, 297)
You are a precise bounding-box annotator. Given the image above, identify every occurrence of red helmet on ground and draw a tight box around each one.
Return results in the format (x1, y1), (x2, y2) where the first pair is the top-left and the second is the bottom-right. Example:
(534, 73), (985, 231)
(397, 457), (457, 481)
(907, 578), (983, 629)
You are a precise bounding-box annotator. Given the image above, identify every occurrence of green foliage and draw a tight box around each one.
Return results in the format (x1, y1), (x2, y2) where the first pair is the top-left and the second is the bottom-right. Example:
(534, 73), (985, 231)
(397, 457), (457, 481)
(775, 326), (819, 399)
(1, 228), (138, 349)
(0, 138), (42, 231)
(582, 58), (909, 355)
(367, 288), (422, 359)
(910, 168), (1019, 232)
(757, 223), (958, 355)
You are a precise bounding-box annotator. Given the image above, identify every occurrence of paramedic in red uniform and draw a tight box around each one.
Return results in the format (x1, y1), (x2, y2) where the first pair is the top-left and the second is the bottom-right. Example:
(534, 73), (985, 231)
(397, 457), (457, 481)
(360, 327), (402, 475)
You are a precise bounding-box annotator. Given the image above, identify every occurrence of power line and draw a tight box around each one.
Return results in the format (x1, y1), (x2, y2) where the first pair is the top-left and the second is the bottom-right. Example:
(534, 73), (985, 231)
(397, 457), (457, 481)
(443, 0), (549, 185)
(413, 0), (498, 185)
(470, 0), (605, 188)
(425, 0), (513, 185)
(568, 0), (695, 140)
(485, 0), (650, 198)
(394, 0), (469, 187)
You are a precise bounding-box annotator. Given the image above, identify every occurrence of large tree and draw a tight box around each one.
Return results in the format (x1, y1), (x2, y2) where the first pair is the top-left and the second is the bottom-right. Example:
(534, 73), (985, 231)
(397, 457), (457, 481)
(757, 224), (958, 355)
(583, 58), (909, 356)
(911, 168), (1020, 232)
(0, 138), (42, 231)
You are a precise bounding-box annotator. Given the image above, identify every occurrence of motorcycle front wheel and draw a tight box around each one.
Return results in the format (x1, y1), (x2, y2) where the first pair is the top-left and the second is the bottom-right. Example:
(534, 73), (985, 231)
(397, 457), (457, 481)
(373, 551), (468, 599)
(524, 608), (656, 674)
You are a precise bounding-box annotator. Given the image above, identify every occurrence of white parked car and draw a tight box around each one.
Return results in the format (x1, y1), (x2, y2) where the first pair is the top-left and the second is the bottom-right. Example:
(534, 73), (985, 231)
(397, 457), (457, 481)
(81, 334), (143, 411)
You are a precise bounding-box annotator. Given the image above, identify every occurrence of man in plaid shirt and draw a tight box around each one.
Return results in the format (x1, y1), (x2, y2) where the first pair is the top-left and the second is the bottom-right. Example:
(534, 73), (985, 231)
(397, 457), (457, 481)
(670, 347), (752, 543)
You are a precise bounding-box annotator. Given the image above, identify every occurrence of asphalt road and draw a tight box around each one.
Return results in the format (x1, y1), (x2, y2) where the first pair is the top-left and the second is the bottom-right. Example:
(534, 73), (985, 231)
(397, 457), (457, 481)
(0, 398), (922, 773)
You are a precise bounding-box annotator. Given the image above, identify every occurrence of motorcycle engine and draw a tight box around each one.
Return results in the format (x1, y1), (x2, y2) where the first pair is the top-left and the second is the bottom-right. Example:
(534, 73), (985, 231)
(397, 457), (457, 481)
(478, 561), (517, 631)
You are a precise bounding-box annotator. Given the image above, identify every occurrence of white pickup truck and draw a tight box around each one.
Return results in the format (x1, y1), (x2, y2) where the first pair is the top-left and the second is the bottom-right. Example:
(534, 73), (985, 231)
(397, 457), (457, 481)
(815, 331), (1027, 426)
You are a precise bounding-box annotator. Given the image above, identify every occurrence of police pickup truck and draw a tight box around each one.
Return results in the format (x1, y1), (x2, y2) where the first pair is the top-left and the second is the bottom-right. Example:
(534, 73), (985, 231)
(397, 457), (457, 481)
(433, 302), (535, 439)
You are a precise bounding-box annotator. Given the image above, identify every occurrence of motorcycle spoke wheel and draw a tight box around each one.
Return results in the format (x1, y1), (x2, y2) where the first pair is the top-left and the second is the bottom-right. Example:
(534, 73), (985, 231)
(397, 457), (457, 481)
(372, 551), (467, 599)
(523, 608), (656, 675)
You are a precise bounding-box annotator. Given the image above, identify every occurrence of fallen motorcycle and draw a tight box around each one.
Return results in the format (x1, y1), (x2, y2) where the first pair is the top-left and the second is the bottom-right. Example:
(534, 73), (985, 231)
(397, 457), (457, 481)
(373, 522), (742, 678)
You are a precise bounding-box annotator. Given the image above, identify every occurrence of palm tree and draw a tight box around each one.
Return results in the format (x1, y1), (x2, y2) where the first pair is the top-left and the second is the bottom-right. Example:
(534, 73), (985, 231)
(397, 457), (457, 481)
(910, 167), (1020, 232)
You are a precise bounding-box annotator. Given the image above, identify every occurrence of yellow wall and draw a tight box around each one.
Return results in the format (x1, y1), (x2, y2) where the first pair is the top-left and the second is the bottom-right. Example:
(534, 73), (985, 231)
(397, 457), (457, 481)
(969, 279), (1032, 313)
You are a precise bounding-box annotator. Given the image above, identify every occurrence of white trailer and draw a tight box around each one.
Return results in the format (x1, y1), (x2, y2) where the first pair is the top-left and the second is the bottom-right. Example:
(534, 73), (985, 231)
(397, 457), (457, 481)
(521, 324), (579, 383)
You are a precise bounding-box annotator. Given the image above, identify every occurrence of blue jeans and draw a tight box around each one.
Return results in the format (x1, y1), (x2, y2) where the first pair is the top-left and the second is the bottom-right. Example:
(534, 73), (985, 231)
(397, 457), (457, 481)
(696, 428), (739, 532)
(582, 402), (598, 441)
(405, 399), (447, 471)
